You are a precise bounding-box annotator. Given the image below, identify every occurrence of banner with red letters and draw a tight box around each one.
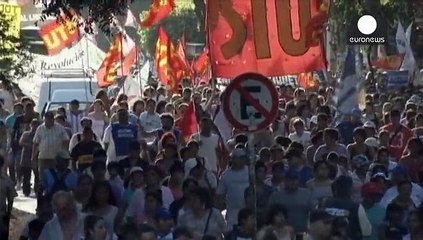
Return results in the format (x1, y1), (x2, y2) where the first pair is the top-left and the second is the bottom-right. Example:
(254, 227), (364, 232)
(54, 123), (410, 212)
(207, 0), (327, 78)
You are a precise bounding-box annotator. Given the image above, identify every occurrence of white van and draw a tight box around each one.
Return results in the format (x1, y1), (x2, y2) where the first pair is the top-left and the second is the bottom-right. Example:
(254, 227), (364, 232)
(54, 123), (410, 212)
(37, 69), (99, 116)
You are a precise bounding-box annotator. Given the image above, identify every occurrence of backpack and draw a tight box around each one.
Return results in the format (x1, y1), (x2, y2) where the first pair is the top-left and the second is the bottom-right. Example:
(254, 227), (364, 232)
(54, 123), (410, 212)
(45, 168), (70, 200)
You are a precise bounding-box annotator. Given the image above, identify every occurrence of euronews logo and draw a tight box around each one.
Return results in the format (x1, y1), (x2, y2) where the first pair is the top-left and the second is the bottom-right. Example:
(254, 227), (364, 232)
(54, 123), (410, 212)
(348, 14), (386, 44)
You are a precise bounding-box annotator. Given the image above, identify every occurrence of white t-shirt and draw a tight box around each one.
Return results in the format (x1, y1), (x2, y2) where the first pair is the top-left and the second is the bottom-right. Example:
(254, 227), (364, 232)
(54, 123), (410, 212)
(139, 112), (162, 143)
(288, 131), (311, 147)
(191, 133), (220, 172)
(380, 183), (423, 208)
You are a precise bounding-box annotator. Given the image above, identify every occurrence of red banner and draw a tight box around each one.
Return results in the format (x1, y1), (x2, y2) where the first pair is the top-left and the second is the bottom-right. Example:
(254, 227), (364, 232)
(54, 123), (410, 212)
(207, 0), (326, 78)
(39, 14), (80, 56)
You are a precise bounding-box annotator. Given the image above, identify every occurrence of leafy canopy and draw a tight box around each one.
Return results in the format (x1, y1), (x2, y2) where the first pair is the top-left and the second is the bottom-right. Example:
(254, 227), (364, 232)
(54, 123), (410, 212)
(139, 0), (205, 57)
(0, 12), (32, 81)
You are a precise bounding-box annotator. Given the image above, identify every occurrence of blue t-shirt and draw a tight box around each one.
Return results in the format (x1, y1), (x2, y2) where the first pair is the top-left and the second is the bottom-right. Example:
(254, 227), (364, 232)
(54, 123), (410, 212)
(111, 123), (138, 157)
(4, 113), (17, 130)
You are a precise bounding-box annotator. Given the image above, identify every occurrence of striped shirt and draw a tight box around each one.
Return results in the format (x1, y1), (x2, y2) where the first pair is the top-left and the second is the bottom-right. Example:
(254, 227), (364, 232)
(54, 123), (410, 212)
(33, 123), (69, 159)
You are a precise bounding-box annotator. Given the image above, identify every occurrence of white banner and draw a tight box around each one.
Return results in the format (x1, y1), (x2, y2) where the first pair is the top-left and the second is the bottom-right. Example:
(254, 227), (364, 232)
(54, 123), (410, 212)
(29, 36), (105, 74)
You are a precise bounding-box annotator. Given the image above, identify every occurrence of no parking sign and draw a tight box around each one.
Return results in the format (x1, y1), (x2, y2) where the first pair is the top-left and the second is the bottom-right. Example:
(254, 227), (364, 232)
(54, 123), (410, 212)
(222, 73), (279, 132)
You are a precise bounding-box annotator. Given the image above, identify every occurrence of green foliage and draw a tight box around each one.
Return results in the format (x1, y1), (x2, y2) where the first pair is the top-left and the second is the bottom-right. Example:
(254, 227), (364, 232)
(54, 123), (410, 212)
(139, 1), (205, 57)
(0, 12), (32, 81)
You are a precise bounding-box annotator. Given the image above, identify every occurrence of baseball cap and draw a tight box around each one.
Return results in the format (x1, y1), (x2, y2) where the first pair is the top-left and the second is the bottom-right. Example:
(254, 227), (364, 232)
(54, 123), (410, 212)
(365, 137), (379, 148)
(363, 121), (376, 129)
(56, 150), (70, 160)
(371, 172), (389, 181)
(309, 210), (333, 223)
(155, 207), (173, 220)
(362, 182), (384, 195)
(129, 167), (143, 175)
(80, 117), (92, 124)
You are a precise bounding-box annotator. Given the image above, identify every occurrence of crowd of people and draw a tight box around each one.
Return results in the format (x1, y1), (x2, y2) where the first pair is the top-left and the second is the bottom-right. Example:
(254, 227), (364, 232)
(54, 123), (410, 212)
(1, 77), (423, 240)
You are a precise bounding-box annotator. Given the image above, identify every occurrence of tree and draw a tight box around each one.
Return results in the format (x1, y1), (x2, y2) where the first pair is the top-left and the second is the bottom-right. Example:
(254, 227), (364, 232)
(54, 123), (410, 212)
(0, 12), (32, 84)
(38, 0), (206, 34)
(139, 1), (205, 57)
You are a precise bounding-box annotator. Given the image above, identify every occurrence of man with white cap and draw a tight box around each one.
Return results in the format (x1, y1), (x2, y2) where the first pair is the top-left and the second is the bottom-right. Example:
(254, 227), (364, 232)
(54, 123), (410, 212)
(216, 148), (250, 229)
(363, 121), (377, 138)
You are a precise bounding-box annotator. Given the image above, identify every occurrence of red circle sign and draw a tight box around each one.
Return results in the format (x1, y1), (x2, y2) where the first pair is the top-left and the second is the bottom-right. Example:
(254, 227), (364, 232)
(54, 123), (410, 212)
(222, 72), (279, 132)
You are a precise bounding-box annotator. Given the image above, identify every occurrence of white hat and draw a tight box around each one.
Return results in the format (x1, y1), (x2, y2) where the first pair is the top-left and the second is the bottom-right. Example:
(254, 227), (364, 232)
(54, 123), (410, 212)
(310, 115), (318, 125)
(129, 167), (144, 175)
(365, 137), (379, 148)
(363, 121), (376, 129)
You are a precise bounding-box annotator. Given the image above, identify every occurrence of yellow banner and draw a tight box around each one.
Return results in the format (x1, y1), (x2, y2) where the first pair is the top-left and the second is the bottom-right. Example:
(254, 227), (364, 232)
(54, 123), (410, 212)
(0, 2), (21, 37)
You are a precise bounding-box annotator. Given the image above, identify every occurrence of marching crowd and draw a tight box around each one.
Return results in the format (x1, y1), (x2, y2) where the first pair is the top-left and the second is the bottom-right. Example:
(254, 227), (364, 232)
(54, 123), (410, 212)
(1, 76), (423, 240)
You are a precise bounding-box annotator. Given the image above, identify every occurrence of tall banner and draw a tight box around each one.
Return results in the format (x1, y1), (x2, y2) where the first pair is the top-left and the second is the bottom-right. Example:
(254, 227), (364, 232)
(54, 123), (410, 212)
(0, 2), (21, 37)
(207, 0), (326, 78)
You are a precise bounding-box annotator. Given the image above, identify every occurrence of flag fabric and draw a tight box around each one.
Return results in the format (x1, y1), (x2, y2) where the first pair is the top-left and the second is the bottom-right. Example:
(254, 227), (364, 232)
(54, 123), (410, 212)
(177, 101), (198, 141)
(396, 22), (407, 54)
(298, 72), (319, 90)
(172, 38), (191, 84)
(207, 0), (326, 78)
(193, 49), (211, 85)
(370, 54), (404, 70)
(396, 21), (417, 82)
(118, 33), (137, 77)
(97, 33), (124, 87)
(39, 10), (80, 55)
(141, 0), (176, 28)
(405, 23), (413, 44)
(305, 0), (330, 47)
(155, 27), (173, 86)
(124, 9), (139, 28)
(336, 46), (359, 115)
(140, 60), (151, 89)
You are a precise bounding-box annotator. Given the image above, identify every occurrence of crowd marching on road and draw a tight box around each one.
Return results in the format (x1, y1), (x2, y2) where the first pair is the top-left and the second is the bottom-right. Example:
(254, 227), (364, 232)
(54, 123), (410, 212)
(1, 71), (423, 240)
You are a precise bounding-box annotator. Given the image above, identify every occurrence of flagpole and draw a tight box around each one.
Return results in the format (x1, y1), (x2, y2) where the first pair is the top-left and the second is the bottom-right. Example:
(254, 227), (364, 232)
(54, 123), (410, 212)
(119, 32), (125, 94)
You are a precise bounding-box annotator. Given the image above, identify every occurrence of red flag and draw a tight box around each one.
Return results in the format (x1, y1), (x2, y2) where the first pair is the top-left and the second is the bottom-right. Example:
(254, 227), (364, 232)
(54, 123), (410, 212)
(298, 72), (319, 90)
(371, 54), (405, 70)
(97, 33), (123, 87)
(155, 27), (173, 86)
(192, 49), (210, 85)
(177, 101), (198, 141)
(39, 10), (80, 55)
(207, 0), (326, 78)
(305, 0), (330, 47)
(173, 40), (192, 83)
(141, 0), (176, 28)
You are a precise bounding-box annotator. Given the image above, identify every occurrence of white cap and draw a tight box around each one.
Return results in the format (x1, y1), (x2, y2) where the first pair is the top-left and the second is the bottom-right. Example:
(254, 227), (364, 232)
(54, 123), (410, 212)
(310, 115), (318, 125)
(365, 137), (379, 148)
(129, 167), (143, 175)
(363, 121), (376, 129)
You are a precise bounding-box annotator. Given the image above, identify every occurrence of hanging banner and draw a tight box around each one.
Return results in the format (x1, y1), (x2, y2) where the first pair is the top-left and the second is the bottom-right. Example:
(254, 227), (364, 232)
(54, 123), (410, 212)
(207, 0), (326, 78)
(29, 37), (105, 74)
(0, 2), (21, 37)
